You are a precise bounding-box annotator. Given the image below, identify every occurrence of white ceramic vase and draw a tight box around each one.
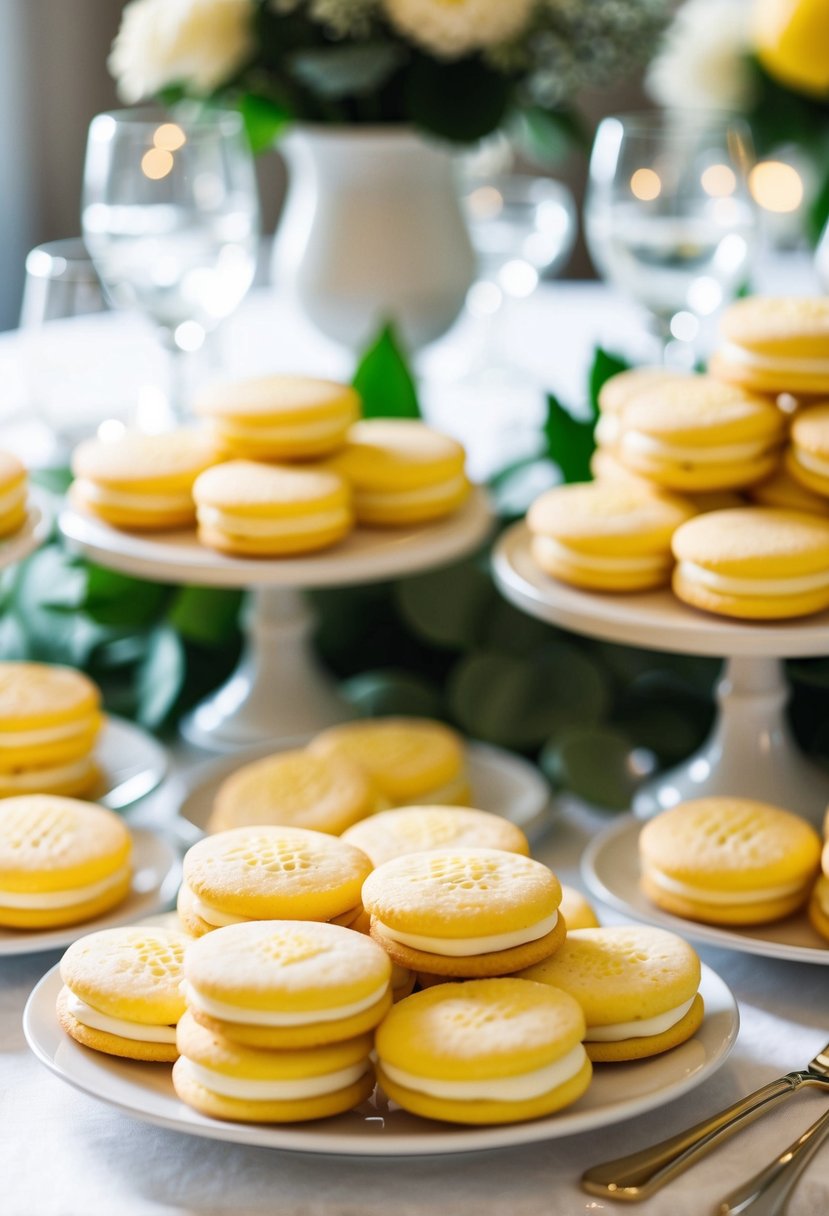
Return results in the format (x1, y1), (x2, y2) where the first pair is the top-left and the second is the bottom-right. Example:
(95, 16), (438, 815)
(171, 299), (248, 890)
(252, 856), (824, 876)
(271, 126), (476, 351)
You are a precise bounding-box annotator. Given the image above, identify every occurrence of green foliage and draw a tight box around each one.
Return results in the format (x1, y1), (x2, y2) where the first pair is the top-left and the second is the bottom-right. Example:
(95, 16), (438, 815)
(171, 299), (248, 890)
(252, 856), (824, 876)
(287, 44), (406, 100)
(540, 727), (642, 811)
(405, 55), (511, 144)
(352, 323), (421, 418)
(239, 93), (291, 154)
(509, 106), (589, 166)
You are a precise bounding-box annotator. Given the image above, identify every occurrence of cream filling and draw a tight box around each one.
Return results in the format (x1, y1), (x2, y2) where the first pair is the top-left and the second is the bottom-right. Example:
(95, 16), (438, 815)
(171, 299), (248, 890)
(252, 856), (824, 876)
(373, 909), (558, 957)
(184, 886), (250, 927)
(64, 990), (178, 1044)
(184, 979), (388, 1026)
(355, 474), (468, 510)
(533, 536), (668, 574)
(0, 719), (97, 749)
(677, 559), (829, 597)
(791, 449), (829, 479)
(0, 862), (130, 909)
(75, 479), (195, 513)
(196, 505), (350, 538)
(584, 997), (696, 1042)
(382, 1043), (587, 1102)
(179, 1057), (369, 1101)
(0, 756), (95, 791)
(595, 414), (622, 446)
(214, 416), (349, 443)
(621, 431), (772, 465)
(645, 865), (806, 905)
(0, 483), (26, 516)
(719, 341), (829, 375)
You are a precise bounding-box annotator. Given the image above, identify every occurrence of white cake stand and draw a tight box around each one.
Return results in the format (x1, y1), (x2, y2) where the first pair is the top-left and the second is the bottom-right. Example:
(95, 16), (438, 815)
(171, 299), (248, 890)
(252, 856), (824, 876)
(0, 490), (52, 571)
(493, 522), (829, 826)
(60, 491), (492, 752)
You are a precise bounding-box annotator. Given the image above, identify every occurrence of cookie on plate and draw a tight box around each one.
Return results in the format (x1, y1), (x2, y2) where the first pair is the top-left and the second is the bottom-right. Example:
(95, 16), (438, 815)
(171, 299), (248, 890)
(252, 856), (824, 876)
(193, 460), (353, 557)
(362, 848), (565, 977)
(309, 718), (471, 807)
(177, 825), (372, 936)
(595, 368), (690, 449)
(327, 420), (470, 526)
(640, 797), (822, 925)
(672, 507), (829, 619)
(518, 925), (703, 1062)
(0, 795), (132, 929)
(71, 429), (222, 530)
(341, 805), (529, 868)
(710, 297), (829, 398)
(558, 885), (599, 930)
(182, 919), (392, 1048)
(527, 481), (695, 592)
(785, 403), (829, 499)
(194, 375), (360, 461)
(375, 978), (591, 1124)
(0, 451), (27, 537)
(208, 748), (380, 836)
(808, 841), (829, 942)
(748, 462), (829, 516)
(57, 925), (188, 1062)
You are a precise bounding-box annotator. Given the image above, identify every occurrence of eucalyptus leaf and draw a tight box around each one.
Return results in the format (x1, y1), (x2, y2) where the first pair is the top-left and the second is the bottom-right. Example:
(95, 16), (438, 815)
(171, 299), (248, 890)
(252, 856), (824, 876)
(395, 560), (494, 650)
(509, 106), (587, 166)
(167, 586), (243, 646)
(540, 727), (639, 810)
(353, 322), (421, 419)
(82, 564), (169, 627)
(287, 44), (405, 100)
(405, 54), (509, 144)
(542, 393), (596, 484)
(341, 669), (443, 719)
(135, 627), (186, 729)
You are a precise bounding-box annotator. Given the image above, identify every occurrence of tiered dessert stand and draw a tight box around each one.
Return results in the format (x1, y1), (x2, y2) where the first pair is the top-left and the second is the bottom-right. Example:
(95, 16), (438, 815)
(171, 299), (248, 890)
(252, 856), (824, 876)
(493, 521), (829, 826)
(60, 490), (493, 751)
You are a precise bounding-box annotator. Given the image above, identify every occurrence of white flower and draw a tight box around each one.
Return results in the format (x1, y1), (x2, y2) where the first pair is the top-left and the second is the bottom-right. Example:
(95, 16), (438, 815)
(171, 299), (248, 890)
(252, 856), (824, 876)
(110, 0), (255, 102)
(381, 0), (535, 60)
(645, 0), (755, 112)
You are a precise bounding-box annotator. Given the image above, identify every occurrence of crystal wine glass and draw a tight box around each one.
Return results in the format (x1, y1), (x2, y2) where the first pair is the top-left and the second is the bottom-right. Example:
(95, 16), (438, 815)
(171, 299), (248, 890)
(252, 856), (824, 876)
(584, 114), (757, 363)
(82, 107), (259, 425)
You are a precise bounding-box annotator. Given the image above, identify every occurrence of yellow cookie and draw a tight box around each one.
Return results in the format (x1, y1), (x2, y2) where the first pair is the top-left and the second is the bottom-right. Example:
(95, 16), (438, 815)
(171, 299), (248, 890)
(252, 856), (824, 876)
(209, 748), (380, 836)
(748, 462), (829, 515)
(672, 507), (829, 619)
(57, 925), (188, 1062)
(595, 368), (691, 449)
(362, 848), (565, 977)
(527, 481), (695, 592)
(375, 978), (591, 1124)
(327, 420), (470, 526)
(558, 885), (599, 930)
(177, 825), (373, 936)
(183, 919), (392, 1048)
(193, 460), (353, 557)
(640, 797), (822, 925)
(341, 805), (529, 868)
(518, 925), (703, 1062)
(710, 297), (829, 396)
(0, 795), (132, 929)
(0, 451), (27, 537)
(0, 662), (102, 782)
(71, 429), (222, 530)
(310, 717), (471, 807)
(784, 403), (829, 499)
(173, 1011), (374, 1123)
(808, 872), (829, 943)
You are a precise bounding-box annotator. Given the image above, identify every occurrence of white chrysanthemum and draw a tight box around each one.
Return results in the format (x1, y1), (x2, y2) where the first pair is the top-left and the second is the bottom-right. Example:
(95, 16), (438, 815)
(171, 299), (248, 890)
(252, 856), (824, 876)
(645, 0), (755, 112)
(110, 0), (255, 102)
(381, 0), (536, 60)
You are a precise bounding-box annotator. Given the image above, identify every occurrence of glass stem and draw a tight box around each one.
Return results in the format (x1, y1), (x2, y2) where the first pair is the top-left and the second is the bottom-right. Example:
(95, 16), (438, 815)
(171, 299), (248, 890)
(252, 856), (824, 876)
(159, 328), (188, 428)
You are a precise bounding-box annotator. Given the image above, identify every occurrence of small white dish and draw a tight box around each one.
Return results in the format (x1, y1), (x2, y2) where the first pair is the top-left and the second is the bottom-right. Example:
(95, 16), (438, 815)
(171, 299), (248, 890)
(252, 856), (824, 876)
(89, 716), (168, 811)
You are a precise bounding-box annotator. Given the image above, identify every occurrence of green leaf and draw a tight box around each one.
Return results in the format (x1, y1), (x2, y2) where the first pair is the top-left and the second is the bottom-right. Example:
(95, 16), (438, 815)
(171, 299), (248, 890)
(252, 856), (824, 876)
(395, 559), (494, 650)
(167, 586), (243, 646)
(239, 92), (291, 153)
(540, 727), (643, 810)
(135, 627), (185, 729)
(405, 54), (510, 144)
(509, 106), (587, 166)
(82, 564), (169, 627)
(341, 669), (443, 719)
(588, 347), (629, 417)
(542, 393), (596, 484)
(352, 322), (421, 418)
(287, 44), (406, 100)
(30, 467), (72, 495)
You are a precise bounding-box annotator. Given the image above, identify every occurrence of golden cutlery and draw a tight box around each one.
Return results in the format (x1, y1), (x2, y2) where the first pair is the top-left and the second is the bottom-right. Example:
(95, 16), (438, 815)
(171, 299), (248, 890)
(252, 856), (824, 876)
(717, 1104), (829, 1215)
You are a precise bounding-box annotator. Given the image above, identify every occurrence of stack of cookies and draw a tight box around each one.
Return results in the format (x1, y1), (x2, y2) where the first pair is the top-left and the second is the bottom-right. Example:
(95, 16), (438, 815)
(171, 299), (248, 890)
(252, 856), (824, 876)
(0, 451), (28, 538)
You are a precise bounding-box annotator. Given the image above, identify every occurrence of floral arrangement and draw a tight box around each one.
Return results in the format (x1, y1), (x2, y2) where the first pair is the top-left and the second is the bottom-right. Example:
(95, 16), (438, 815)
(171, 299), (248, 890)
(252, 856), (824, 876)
(647, 0), (829, 241)
(109, 0), (672, 151)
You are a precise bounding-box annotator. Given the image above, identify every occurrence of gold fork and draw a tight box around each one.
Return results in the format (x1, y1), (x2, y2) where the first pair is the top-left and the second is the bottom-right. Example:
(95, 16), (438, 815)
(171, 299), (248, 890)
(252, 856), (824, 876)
(581, 1041), (829, 1202)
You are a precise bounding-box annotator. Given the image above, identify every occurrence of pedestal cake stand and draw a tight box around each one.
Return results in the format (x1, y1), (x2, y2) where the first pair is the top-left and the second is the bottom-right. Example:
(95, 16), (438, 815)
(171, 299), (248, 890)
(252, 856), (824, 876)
(493, 521), (829, 826)
(60, 490), (492, 752)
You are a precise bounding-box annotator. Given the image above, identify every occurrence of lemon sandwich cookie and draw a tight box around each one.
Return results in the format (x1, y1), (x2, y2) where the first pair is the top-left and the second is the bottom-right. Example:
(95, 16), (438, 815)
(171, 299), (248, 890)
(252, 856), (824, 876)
(558, 885), (599, 930)
(182, 919), (392, 1048)
(57, 925), (188, 1062)
(519, 925), (703, 1062)
(193, 460), (353, 557)
(328, 419), (470, 526)
(177, 825), (372, 936)
(710, 296), (829, 398)
(310, 717), (471, 807)
(672, 507), (829, 619)
(785, 403), (829, 499)
(375, 978), (591, 1125)
(208, 748), (379, 837)
(194, 374), (360, 461)
(0, 662), (103, 798)
(0, 795), (132, 929)
(362, 848), (565, 977)
(595, 367), (690, 450)
(71, 429), (222, 530)
(0, 451), (27, 537)
(808, 841), (829, 943)
(341, 804), (529, 868)
(640, 797), (822, 926)
(527, 481), (695, 592)
(748, 462), (829, 516)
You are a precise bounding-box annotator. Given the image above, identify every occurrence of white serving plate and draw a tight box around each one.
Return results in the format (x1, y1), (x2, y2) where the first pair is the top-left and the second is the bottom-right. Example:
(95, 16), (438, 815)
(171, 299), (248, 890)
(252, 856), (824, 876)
(89, 716), (168, 811)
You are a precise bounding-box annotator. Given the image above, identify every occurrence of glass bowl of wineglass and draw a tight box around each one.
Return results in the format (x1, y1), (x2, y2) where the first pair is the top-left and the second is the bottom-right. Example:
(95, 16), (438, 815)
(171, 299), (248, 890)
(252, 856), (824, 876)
(82, 107), (259, 425)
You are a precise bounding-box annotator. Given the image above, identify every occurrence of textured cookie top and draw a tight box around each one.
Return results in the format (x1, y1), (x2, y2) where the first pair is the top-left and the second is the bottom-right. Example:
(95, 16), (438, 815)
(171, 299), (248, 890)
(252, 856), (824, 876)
(182, 825), (372, 920)
(342, 806), (529, 868)
(184, 919), (391, 1011)
(0, 796), (131, 891)
(0, 662), (100, 729)
(209, 749), (378, 836)
(527, 482), (695, 554)
(72, 429), (222, 487)
(194, 375), (360, 422)
(622, 379), (785, 444)
(518, 926), (700, 1024)
(193, 461), (350, 517)
(309, 718), (465, 803)
(60, 926), (188, 1024)
(362, 848), (561, 936)
(640, 797), (822, 890)
(329, 421), (466, 490)
(598, 368), (690, 415)
(720, 296), (829, 353)
(375, 978), (585, 1078)
(0, 450), (26, 491)
(790, 403), (829, 456)
(672, 508), (829, 576)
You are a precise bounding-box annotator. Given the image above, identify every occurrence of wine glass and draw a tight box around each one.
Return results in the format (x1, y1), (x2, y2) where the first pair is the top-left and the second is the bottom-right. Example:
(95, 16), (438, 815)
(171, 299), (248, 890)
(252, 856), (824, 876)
(584, 114), (756, 363)
(82, 107), (259, 425)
